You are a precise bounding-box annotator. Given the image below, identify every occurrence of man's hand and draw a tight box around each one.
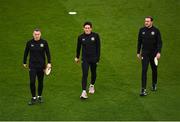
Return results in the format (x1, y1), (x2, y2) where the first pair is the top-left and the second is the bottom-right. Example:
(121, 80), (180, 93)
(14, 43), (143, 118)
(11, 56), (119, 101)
(23, 64), (28, 68)
(74, 57), (80, 63)
(137, 54), (141, 60)
(156, 53), (161, 60)
(47, 63), (52, 68)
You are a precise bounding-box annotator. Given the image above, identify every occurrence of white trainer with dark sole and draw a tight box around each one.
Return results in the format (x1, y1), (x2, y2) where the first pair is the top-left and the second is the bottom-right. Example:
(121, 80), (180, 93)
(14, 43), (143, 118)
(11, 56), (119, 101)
(80, 91), (88, 99)
(89, 84), (95, 94)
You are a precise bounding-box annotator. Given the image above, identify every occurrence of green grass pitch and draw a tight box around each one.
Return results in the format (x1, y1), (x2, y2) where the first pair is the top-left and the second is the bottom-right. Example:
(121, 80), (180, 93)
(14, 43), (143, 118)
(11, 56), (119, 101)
(0, 0), (180, 120)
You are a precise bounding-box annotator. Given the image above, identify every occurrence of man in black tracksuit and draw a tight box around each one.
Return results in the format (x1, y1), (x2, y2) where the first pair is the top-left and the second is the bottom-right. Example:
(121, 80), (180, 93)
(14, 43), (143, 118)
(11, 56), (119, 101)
(75, 22), (100, 99)
(23, 29), (51, 105)
(137, 16), (162, 96)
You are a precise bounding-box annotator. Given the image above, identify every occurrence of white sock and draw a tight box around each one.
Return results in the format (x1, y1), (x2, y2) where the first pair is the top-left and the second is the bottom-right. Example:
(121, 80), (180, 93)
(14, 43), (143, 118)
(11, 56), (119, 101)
(83, 90), (86, 93)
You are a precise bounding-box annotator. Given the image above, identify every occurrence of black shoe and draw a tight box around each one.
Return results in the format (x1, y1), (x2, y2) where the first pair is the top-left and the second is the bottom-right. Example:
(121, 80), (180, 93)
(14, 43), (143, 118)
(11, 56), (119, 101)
(37, 96), (44, 103)
(140, 89), (147, 96)
(152, 84), (157, 91)
(28, 98), (37, 105)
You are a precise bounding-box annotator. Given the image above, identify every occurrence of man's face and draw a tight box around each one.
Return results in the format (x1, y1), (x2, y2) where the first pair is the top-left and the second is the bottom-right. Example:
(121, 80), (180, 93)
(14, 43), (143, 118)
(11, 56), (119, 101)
(144, 18), (153, 28)
(33, 31), (41, 41)
(83, 25), (92, 34)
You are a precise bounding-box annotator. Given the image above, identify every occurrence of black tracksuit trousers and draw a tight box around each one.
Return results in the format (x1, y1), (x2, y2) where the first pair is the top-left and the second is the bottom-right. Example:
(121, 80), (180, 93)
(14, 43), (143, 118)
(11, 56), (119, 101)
(29, 68), (44, 97)
(141, 52), (157, 89)
(81, 60), (97, 90)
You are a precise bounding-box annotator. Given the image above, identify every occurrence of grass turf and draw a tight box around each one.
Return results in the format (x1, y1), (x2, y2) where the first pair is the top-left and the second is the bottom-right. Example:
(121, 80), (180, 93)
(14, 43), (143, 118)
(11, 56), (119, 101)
(0, 0), (179, 120)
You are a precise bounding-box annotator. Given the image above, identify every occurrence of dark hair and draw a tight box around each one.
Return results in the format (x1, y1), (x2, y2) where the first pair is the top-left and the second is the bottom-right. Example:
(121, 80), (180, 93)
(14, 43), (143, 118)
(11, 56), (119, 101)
(145, 16), (153, 21)
(83, 21), (92, 28)
(34, 28), (41, 32)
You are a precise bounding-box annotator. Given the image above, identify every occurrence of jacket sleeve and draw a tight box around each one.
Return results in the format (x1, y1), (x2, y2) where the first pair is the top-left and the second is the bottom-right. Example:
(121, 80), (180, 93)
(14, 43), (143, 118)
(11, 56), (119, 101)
(23, 41), (30, 64)
(45, 41), (51, 63)
(96, 34), (101, 62)
(156, 29), (162, 53)
(76, 36), (81, 58)
(137, 28), (142, 54)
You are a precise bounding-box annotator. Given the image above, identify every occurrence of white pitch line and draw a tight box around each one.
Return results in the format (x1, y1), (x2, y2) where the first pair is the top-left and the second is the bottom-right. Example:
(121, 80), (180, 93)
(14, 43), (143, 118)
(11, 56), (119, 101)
(68, 12), (77, 15)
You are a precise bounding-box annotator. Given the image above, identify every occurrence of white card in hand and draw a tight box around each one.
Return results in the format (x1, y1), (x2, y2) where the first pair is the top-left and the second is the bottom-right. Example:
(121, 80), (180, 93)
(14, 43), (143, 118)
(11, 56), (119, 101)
(45, 67), (51, 75)
(154, 57), (158, 66)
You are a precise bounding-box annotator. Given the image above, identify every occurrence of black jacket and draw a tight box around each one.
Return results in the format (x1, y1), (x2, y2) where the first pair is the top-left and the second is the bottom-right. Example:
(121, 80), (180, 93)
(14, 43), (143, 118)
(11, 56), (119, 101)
(137, 26), (162, 54)
(76, 32), (101, 63)
(23, 38), (51, 69)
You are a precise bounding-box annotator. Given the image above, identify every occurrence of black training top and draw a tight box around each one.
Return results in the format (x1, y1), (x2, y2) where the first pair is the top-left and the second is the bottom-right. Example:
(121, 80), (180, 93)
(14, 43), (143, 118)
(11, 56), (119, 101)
(23, 38), (51, 69)
(137, 26), (162, 54)
(76, 32), (100, 63)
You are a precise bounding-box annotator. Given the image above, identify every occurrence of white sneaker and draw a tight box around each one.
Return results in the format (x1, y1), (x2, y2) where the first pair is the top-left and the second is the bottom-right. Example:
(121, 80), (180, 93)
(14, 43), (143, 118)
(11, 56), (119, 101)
(89, 84), (95, 94)
(80, 91), (88, 99)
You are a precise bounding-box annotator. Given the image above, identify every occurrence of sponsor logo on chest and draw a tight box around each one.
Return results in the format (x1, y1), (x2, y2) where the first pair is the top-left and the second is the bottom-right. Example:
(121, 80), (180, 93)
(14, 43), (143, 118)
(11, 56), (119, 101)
(82, 38), (85, 41)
